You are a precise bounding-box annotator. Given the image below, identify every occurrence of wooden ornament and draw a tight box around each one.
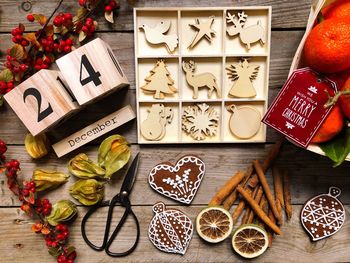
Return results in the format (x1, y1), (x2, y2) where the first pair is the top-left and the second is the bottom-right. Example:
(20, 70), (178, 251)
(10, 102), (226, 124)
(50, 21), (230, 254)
(141, 104), (173, 141)
(56, 38), (129, 106)
(139, 20), (179, 53)
(301, 187), (345, 241)
(227, 105), (261, 139)
(4, 69), (78, 136)
(226, 11), (266, 50)
(182, 103), (219, 141)
(141, 59), (177, 99)
(188, 16), (216, 49)
(148, 155), (205, 204)
(182, 60), (221, 99)
(148, 202), (193, 255)
(226, 59), (259, 98)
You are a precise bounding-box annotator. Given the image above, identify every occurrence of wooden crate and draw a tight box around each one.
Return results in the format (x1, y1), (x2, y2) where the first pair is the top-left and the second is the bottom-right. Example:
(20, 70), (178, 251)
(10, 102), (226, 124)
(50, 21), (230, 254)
(134, 7), (272, 144)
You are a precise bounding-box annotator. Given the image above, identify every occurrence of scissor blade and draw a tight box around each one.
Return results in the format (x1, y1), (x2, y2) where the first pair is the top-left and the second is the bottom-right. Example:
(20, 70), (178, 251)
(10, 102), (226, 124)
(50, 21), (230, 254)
(121, 153), (140, 194)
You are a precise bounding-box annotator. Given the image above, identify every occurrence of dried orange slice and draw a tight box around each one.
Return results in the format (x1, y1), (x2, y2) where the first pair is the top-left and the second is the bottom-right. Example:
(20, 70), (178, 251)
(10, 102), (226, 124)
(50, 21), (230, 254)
(196, 207), (233, 243)
(232, 224), (268, 259)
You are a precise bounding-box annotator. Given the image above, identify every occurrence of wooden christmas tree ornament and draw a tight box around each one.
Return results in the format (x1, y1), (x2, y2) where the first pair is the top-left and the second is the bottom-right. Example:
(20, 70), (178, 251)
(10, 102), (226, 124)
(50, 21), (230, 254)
(141, 59), (177, 99)
(182, 60), (221, 99)
(226, 11), (265, 51)
(4, 70), (78, 136)
(227, 104), (261, 139)
(56, 38), (129, 105)
(141, 104), (173, 141)
(226, 59), (259, 98)
(188, 16), (216, 49)
(139, 20), (179, 53)
(148, 202), (193, 255)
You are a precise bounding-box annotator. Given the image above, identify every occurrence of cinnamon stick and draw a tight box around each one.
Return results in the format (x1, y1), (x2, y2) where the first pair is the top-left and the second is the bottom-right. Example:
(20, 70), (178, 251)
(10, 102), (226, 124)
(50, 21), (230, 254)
(283, 171), (292, 220)
(232, 199), (246, 224)
(273, 166), (285, 222)
(248, 175), (259, 188)
(247, 186), (264, 224)
(209, 171), (245, 206)
(236, 185), (282, 235)
(267, 210), (276, 247)
(253, 160), (282, 224)
(261, 141), (282, 170)
(242, 186), (259, 224)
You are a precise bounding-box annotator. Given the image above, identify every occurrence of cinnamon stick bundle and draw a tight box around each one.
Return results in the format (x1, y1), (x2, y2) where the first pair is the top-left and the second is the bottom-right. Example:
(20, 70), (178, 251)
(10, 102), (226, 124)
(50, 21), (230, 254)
(283, 171), (292, 220)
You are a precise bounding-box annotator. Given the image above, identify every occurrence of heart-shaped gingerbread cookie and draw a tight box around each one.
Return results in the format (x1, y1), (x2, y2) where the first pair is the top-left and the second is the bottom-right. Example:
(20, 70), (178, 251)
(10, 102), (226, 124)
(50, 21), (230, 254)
(148, 155), (205, 204)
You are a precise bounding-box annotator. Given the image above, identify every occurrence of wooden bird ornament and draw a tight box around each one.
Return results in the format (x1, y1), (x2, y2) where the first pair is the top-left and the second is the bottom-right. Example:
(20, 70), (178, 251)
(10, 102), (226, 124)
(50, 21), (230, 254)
(188, 16), (216, 49)
(139, 20), (179, 53)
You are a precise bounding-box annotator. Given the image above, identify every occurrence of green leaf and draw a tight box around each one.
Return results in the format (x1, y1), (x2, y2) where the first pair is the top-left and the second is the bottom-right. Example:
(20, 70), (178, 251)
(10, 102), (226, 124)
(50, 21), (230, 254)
(320, 126), (350, 167)
(48, 247), (60, 257)
(9, 44), (25, 60)
(0, 69), (14, 83)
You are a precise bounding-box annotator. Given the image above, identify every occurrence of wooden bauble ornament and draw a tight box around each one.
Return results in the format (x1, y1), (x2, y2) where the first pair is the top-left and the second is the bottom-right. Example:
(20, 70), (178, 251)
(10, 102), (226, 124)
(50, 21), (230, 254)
(148, 202), (193, 255)
(227, 105), (261, 139)
(301, 187), (345, 241)
(188, 16), (216, 49)
(139, 20), (179, 53)
(148, 155), (205, 204)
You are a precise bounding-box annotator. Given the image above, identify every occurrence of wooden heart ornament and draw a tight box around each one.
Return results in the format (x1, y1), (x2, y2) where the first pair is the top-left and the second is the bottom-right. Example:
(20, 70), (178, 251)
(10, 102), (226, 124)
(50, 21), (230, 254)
(148, 155), (205, 204)
(301, 187), (345, 241)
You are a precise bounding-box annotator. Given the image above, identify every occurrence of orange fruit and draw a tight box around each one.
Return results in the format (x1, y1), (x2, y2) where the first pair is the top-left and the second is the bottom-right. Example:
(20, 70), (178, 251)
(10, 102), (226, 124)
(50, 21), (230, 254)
(311, 104), (344, 143)
(322, 0), (350, 20)
(303, 18), (350, 73)
(339, 76), (350, 119)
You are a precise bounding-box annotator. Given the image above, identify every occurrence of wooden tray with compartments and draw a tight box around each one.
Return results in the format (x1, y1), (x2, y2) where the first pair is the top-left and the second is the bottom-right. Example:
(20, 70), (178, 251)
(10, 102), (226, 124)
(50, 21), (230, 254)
(134, 6), (272, 144)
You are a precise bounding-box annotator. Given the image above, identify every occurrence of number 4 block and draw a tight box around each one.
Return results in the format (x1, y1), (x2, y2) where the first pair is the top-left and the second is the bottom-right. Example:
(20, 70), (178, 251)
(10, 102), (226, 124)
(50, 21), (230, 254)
(4, 70), (78, 136)
(56, 38), (129, 105)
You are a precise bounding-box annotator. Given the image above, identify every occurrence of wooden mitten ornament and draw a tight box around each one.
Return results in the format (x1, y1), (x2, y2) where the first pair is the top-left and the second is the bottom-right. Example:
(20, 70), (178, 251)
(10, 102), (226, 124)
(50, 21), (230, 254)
(301, 187), (345, 241)
(226, 11), (265, 50)
(226, 59), (259, 98)
(56, 38), (129, 105)
(188, 16), (215, 49)
(148, 202), (193, 255)
(148, 155), (205, 204)
(141, 104), (173, 141)
(141, 59), (177, 99)
(139, 20), (179, 53)
(182, 103), (219, 140)
(182, 60), (221, 99)
(227, 105), (261, 139)
(4, 70), (78, 136)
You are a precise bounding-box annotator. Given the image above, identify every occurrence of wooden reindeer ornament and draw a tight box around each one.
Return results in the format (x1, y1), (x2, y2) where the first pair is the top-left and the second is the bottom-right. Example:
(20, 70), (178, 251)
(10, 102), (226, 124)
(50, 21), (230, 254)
(226, 59), (259, 98)
(141, 104), (173, 141)
(188, 16), (216, 49)
(139, 20), (179, 53)
(182, 60), (221, 99)
(226, 11), (265, 51)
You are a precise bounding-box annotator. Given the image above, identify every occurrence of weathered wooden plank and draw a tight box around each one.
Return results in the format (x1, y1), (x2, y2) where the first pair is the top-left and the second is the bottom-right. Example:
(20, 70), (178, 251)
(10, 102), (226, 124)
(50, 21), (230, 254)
(1, 144), (350, 207)
(0, 205), (349, 262)
(0, 0), (312, 32)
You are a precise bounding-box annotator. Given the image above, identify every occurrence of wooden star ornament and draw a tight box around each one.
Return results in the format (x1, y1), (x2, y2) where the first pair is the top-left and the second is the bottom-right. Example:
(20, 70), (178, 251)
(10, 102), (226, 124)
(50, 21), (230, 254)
(188, 16), (216, 49)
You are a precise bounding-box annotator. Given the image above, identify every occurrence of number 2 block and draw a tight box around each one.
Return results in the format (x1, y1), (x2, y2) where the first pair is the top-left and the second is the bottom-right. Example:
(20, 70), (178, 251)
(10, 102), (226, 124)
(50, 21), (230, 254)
(4, 70), (78, 136)
(56, 38), (129, 105)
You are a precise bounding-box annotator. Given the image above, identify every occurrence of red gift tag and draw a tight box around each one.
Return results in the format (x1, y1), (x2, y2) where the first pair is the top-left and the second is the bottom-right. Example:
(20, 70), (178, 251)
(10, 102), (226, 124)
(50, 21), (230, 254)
(262, 68), (337, 148)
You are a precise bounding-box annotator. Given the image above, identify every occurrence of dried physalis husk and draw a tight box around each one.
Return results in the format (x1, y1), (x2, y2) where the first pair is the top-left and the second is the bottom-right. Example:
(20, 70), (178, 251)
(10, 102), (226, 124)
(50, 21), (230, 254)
(98, 135), (131, 179)
(68, 153), (106, 179)
(69, 179), (104, 206)
(46, 200), (77, 226)
(24, 133), (50, 159)
(33, 169), (70, 192)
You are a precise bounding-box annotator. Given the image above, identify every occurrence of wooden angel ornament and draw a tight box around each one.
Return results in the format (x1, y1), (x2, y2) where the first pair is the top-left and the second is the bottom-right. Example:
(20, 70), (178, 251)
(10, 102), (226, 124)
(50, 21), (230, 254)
(226, 11), (265, 51)
(226, 59), (259, 98)
(182, 60), (221, 99)
(139, 20), (179, 53)
(141, 59), (177, 99)
(188, 16), (216, 49)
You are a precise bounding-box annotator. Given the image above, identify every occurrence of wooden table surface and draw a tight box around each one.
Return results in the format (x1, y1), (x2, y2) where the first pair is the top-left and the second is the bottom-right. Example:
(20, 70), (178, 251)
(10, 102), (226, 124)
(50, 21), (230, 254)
(1, 0), (350, 262)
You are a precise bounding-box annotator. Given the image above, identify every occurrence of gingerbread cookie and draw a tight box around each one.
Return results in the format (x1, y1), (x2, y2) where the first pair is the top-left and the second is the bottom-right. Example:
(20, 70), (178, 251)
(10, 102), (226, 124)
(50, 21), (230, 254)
(301, 187), (345, 241)
(148, 155), (205, 204)
(148, 202), (193, 255)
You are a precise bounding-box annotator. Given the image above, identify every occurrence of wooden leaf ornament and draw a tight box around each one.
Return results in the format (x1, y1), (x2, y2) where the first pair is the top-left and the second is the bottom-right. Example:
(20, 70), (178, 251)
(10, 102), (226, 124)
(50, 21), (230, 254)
(149, 202), (193, 255)
(182, 60), (221, 99)
(188, 16), (216, 49)
(148, 155), (205, 204)
(141, 59), (177, 99)
(139, 20), (179, 53)
(226, 11), (266, 50)
(301, 187), (345, 241)
(226, 59), (259, 98)
(227, 105), (261, 139)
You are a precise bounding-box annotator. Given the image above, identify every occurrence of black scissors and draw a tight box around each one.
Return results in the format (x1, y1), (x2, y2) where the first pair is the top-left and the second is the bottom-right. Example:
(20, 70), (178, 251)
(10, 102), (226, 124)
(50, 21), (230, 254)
(81, 153), (140, 257)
